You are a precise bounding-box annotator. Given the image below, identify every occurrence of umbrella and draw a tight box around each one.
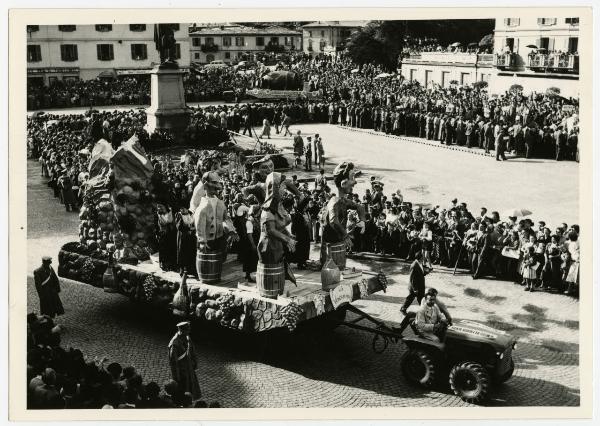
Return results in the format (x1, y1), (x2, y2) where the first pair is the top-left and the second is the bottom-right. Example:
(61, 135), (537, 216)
(526, 44), (538, 49)
(503, 208), (532, 218)
(375, 72), (391, 79)
(78, 148), (90, 155)
(450, 42), (462, 47)
(479, 34), (494, 47)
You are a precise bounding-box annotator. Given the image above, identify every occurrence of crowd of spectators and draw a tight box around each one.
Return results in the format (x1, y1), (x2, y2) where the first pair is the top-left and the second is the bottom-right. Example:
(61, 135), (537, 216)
(27, 313), (221, 409)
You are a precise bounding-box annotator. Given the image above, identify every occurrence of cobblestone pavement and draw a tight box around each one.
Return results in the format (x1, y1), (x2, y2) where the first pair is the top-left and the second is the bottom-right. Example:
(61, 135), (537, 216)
(24, 120), (580, 407)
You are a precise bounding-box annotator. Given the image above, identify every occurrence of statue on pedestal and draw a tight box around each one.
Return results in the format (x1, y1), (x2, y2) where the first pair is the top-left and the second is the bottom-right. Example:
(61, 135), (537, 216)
(154, 23), (179, 69)
(320, 162), (366, 269)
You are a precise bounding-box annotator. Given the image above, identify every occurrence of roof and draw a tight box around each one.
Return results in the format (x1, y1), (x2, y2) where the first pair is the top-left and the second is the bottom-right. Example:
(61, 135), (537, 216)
(190, 25), (301, 36)
(302, 21), (368, 28)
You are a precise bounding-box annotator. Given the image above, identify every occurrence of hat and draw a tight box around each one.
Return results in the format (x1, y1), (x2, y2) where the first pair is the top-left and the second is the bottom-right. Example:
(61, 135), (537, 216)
(176, 321), (190, 329)
(42, 256), (52, 262)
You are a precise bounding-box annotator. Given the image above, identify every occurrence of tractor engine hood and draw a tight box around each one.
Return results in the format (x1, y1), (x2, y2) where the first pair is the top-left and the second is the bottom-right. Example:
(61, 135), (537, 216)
(446, 320), (516, 350)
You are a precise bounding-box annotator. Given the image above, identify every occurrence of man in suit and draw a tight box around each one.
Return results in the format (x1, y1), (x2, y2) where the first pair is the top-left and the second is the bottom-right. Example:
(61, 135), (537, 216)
(168, 321), (201, 400)
(194, 172), (238, 280)
(473, 224), (493, 279)
(400, 251), (428, 315)
(33, 256), (64, 318)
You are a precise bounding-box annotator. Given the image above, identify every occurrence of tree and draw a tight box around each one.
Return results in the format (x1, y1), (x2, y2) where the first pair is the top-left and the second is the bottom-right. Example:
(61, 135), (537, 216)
(346, 19), (494, 70)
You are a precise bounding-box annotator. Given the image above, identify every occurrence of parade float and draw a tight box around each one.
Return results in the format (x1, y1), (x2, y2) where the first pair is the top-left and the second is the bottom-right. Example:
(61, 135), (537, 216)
(58, 135), (388, 334)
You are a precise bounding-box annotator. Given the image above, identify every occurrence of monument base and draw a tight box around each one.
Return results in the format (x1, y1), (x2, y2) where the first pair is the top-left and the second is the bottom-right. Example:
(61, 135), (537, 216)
(145, 65), (191, 134)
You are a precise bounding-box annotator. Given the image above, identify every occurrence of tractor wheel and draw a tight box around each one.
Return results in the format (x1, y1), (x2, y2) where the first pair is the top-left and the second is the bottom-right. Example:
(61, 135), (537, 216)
(400, 349), (437, 388)
(449, 362), (491, 404)
(496, 358), (515, 384)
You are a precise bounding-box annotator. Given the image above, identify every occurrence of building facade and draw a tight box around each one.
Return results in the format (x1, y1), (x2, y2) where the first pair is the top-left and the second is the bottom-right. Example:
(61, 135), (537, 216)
(400, 52), (495, 89)
(490, 15), (580, 97)
(302, 21), (366, 57)
(188, 25), (302, 64)
(26, 23), (190, 86)
(400, 14), (580, 98)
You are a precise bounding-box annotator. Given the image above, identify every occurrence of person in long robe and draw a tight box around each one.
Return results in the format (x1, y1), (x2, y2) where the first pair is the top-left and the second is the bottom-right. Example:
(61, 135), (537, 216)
(175, 206), (197, 276)
(239, 205), (260, 282)
(156, 204), (177, 271)
(289, 196), (311, 269)
(168, 321), (201, 400)
(33, 257), (64, 318)
(58, 170), (78, 212)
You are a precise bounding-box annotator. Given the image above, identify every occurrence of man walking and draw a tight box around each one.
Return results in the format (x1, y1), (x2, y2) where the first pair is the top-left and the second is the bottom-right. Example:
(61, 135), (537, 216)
(400, 251), (427, 315)
(495, 126), (508, 161)
(33, 256), (64, 318)
(304, 137), (313, 171)
(293, 130), (304, 169)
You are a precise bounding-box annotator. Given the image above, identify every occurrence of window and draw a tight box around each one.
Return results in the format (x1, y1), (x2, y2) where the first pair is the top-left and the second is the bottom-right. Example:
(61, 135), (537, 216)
(27, 45), (42, 62)
(225, 52), (231, 59)
(309, 31), (312, 37)
(321, 30), (325, 37)
(537, 18), (557, 25)
(97, 44), (114, 61)
(565, 17), (579, 25)
(194, 52), (200, 60)
(235, 36), (245, 46)
(27, 25), (39, 33)
(504, 18), (520, 26)
(269, 37), (279, 46)
(223, 37), (232, 47)
(206, 54), (215, 63)
(284, 37), (292, 46)
(568, 37), (578, 54)
(205, 37), (214, 46)
(58, 25), (76, 32)
(256, 37), (264, 46)
(170, 24), (180, 32)
(95, 24), (113, 32)
(63, 76), (79, 83)
(174, 43), (181, 60)
(131, 44), (147, 60)
(192, 37), (200, 47)
(539, 37), (550, 50)
(506, 38), (515, 52)
(60, 44), (78, 62)
(129, 24), (146, 32)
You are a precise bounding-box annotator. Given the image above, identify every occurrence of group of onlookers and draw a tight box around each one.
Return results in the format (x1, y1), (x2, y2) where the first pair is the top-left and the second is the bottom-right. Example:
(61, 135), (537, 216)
(27, 313), (221, 409)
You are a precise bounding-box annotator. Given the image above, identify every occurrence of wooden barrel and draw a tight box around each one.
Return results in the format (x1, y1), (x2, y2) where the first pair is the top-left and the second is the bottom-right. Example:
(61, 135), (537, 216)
(198, 251), (223, 284)
(329, 242), (347, 270)
(256, 263), (285, 299)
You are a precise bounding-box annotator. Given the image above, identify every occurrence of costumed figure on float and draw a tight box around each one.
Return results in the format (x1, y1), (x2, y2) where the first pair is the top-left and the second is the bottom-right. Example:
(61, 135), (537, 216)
(193, 171), (238, 284)
(320, 162), (366, 275)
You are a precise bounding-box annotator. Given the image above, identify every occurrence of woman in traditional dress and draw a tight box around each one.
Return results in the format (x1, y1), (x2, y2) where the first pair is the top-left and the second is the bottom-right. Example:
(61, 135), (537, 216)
(175, 206), (197, 277)
(156, 203), (177, 271)
(260, 118), (272, 139)
(290, 196), (311, 269)
(521, 246), (538, 292)
(543, 234), (563, 291)
(564, 231), (580, 295)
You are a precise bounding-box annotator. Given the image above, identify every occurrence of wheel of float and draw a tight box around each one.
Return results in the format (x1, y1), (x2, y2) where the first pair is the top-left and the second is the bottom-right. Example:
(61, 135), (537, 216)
(449, 362), (491, 404)
(496, 358), (515, 384)
(400, 349), (437, 388)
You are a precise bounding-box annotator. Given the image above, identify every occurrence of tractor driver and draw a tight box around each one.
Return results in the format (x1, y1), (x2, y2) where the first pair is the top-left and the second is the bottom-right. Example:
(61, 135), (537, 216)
(415, 287), (452, 342)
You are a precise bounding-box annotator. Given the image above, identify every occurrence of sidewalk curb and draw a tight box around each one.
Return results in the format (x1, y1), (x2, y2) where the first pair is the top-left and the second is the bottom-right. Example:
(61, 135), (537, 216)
(336, 125), (517, 159)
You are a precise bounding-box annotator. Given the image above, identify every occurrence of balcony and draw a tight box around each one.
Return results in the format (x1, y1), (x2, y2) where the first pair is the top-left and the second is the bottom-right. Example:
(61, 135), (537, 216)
(494, 53), (517, 69)
(403, 52), (477, 65)
(201, 44), (219, 53)
(265, 44), (285, 53)
(476, 54), (494, 66)
(527, 53), (579, 74)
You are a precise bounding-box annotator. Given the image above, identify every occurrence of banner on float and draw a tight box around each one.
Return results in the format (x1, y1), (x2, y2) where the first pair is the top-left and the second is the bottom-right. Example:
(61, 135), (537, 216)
(246, 89), (323, 100)
(330, 282), (354, 309)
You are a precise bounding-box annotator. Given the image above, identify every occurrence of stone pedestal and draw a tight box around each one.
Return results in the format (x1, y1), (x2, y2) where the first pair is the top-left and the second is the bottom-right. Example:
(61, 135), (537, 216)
(145, 65), (191, 134)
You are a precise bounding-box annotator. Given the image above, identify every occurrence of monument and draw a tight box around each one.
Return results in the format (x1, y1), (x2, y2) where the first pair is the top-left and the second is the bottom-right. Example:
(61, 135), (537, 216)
(145, 24), (191, 134)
